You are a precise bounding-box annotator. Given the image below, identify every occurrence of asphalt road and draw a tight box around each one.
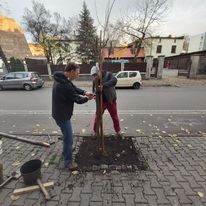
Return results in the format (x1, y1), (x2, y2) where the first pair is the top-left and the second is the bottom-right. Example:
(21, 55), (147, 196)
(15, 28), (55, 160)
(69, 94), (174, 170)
(0, 86), (206, 136)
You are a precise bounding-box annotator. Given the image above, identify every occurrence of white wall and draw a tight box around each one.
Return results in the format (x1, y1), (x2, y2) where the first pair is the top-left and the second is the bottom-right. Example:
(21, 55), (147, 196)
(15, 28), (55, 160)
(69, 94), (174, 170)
(144, 37), (184, 58)
(188, 33), (206, 53)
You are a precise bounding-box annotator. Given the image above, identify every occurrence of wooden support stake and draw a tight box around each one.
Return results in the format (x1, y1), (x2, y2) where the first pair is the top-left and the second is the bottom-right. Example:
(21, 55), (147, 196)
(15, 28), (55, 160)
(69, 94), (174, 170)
(0, 132), (50, 147)
(13, 182), (54, 195)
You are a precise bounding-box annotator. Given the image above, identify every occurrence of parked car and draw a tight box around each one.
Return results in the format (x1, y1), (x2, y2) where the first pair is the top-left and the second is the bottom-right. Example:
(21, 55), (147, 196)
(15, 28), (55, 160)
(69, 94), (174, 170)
(0, 71), (44, 91)
(115, 71), (142, 89)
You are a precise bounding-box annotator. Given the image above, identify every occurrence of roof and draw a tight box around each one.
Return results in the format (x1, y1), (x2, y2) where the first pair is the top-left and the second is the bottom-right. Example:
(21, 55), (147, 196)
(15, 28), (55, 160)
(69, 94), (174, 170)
(102, 47), (145, 59)
(149, 35), (185, 40)
(0, 16), (23, 33)
(0, 16), (32, 60)
(28, 43), (45, 57)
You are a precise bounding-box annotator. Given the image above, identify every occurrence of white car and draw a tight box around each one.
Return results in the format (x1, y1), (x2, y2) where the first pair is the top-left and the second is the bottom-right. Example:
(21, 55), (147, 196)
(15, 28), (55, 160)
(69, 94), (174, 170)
(115, 71), (142, 89)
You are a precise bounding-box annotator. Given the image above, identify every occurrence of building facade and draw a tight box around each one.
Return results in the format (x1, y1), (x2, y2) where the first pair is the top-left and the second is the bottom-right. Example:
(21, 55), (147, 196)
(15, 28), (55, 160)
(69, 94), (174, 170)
(144, 36), (185, 58)
(188, 33), (206, 53)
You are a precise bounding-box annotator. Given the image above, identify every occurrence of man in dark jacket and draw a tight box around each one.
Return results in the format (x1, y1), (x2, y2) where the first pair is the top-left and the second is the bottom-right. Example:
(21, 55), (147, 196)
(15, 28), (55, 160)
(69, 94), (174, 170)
(52, 62), (93, 170)
(90, 66), (122, 138)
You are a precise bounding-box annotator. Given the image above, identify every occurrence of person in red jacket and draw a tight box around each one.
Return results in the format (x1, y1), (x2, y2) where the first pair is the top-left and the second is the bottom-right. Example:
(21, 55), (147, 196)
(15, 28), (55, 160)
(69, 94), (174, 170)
(52, 62), (94, 170)
(90, 66), (122, 139)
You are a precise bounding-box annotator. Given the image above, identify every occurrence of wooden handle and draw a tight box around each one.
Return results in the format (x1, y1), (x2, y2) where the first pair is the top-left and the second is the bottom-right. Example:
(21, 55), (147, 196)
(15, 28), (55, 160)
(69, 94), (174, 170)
(0, 176), (13, 188)
(13, 182), (54, 195)
(37, 179), (50, 200)
(0, 132), (50, 147)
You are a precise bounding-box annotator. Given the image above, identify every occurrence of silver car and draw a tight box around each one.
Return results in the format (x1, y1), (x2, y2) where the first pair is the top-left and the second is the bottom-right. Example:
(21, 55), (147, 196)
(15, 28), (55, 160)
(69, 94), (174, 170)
(0, 71), (44, 91)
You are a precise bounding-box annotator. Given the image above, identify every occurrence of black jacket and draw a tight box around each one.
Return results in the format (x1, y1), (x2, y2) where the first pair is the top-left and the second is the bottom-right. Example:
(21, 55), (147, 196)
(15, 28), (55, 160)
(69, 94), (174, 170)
(52, 71), (88, 122)
(93, 71), (117, 103)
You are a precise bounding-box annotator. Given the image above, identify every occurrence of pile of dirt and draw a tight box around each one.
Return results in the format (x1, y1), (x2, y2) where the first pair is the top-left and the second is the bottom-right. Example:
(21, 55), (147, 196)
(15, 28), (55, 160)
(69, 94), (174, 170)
(75, 136), (148, 172)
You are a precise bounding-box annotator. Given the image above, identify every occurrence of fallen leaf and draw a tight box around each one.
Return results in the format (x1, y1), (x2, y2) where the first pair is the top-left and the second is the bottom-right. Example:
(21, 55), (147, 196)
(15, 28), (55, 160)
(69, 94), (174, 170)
(52, 131), (58, 134)
(168, 118), (172, 122)
(31, 153), (35, 156)
(44, 162), (49, 167)
(10, 195), (20, 201)
(120, 119), (124, 122)
(12, 125), (16, 127)
(162, 131), (166, 134)
(12, 161), (20, 166)
(142, 121), (146, 123)
(188, 144), (192, 148)
(36, 124), (40, 127)
(103, 170), (106, 174)
(116, 153), (120, 157)
(136, 129), (141, 133)
(82, 129), (86, 134)
(175, 139), (181, 144)
(124, 127), (128, 130)
(197, 192), (204, 198)
(72, 171), (79, 175)
(148, 124), (152, 127)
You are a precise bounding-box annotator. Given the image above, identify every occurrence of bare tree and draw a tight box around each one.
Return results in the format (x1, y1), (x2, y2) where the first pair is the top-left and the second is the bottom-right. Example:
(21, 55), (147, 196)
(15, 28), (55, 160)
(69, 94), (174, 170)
(22, 0), (77, 64)
(115, 0), (169, 61)
(93, 0), (118, 154)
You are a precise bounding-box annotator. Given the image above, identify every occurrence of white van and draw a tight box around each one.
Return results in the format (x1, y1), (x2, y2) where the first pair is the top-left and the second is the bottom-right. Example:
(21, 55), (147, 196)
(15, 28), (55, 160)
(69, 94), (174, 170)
(115, 71), (142, 89)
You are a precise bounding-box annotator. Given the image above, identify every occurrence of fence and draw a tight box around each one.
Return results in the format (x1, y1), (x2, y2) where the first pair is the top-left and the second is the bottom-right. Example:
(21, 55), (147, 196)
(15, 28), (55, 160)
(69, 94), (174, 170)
(25, 61), (146, 76)
(164, 51), (206, 76)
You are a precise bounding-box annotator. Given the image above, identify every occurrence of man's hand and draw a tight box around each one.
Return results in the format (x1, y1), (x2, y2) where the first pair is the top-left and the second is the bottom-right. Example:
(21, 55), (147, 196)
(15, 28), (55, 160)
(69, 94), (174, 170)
(96, 85), (103, 92)
(85, 91), (95, 100)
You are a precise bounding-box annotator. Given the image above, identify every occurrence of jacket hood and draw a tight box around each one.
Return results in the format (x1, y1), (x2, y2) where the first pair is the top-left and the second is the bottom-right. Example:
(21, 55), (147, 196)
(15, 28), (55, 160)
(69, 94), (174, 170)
(53, 71), (68, 84)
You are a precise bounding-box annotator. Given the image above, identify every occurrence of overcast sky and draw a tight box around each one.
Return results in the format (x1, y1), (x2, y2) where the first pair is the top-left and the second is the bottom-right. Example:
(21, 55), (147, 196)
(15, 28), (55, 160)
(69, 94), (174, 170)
(2, 0), (206, 40)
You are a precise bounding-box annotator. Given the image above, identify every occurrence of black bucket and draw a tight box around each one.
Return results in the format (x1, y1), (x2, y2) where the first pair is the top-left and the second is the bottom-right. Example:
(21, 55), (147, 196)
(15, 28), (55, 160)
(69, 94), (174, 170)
(20, 159), (42, 185)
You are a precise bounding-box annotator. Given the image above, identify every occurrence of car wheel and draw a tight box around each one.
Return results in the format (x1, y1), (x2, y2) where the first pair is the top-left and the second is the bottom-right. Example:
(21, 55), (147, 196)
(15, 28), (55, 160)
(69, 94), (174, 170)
(133, 82), (140, 89)
(24, 84), (32, 91)
(0, 85), (3, 91)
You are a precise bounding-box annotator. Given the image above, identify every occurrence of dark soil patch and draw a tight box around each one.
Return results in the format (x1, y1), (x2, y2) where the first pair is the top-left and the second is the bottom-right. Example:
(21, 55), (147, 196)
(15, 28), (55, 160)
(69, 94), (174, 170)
(75, 136), (148, 172)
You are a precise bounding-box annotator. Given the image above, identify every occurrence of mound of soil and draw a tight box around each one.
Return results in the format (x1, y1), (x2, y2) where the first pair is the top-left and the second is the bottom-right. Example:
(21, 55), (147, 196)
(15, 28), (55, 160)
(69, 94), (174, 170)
(75, 136), (148, 172)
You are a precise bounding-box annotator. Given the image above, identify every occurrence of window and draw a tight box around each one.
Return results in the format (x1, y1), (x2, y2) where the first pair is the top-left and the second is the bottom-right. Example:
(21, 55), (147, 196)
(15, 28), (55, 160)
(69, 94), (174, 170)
(5, 73), (15, 80)
(171, 45), (176, 53)
(129, 72), (137, 78)
(15, 73), (25, 79)
(117, 72), (128, 78)
(156, 45), (162, 53)
(32, 73), (40, 78)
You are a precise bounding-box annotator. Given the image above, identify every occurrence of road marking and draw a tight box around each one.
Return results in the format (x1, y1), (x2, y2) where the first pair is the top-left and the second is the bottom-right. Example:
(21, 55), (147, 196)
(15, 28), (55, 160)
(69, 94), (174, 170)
(0, 110), (206, 115)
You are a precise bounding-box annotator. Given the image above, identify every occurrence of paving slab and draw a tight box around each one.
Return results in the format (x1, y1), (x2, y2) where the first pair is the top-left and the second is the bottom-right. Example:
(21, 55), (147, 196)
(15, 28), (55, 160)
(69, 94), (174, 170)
(1, 132), (206, 206)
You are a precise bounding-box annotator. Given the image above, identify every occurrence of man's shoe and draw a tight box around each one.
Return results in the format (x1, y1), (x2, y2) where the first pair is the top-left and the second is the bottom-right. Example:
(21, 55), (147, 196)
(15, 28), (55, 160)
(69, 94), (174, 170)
(65, 162), (78, 171)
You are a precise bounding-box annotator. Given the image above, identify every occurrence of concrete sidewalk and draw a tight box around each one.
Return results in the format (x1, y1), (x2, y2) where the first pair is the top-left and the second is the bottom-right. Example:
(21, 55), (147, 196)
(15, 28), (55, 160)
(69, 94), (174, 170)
(44, 77), (206, 88)
(1, 131), (206, 205)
